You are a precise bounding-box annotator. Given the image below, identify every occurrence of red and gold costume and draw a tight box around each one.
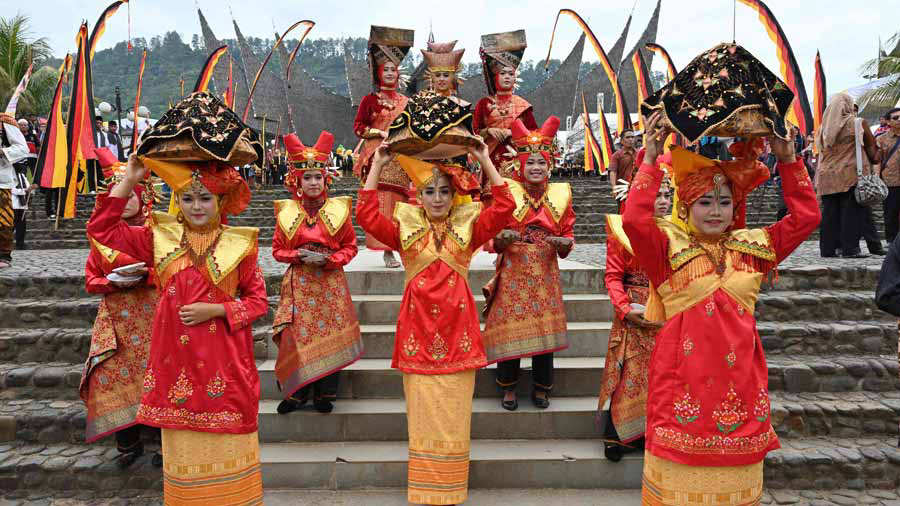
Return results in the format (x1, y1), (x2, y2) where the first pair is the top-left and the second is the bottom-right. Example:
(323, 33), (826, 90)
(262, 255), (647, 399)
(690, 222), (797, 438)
(271, 131), (362, 404)
(80, 172), (158, 451)
(483, 117), (574, 397)
(597, 214), (657, 446)
(622, 146), (820, 505)
(473, 30), (536, 178)
(88, 91), (268, 505)
(356, 155), (515, 505)
(353, 25), (414, 251)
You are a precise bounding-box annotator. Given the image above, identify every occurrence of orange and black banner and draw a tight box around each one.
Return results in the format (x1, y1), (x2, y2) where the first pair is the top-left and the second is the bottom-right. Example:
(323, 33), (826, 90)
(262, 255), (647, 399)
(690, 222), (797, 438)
(88, 0), (128, 61)
(243, 19), (315, 122)
(131, 49), (148, 153)
(547, 9), (632, 134)
(631, 49), (653, 132)
(813, 51), (826, 133)
(644, 42), (677, 81)
(61, 24), (93, 219)
(580, 93), (600, 173)
(581, 92), (614, 174)
(194, 45), (228, 93)
(738, 0), (813, 135)
(33, 55), (72, 190)
(283, 20), (315, 82)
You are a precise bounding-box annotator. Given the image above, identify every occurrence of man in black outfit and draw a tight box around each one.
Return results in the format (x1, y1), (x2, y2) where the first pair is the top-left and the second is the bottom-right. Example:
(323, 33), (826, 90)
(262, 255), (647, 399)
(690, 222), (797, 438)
(87, 116), (107, 193)
(107, 121), (126, 162)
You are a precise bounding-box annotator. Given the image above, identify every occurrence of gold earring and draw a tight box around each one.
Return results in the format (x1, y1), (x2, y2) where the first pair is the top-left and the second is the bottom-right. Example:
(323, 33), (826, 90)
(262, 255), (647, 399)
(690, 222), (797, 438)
(677, 202), (688, 220)
(176, 210), (185, 223)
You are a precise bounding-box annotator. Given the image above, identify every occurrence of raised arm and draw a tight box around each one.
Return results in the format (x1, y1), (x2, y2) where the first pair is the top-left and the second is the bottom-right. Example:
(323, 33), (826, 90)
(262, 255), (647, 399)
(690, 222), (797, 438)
(357, 142), (402, 250)
(470, 141), (515, 247)
(766, 137), (822, 264)
(621, 113), (671, 286)
(85, 195), (153, 265)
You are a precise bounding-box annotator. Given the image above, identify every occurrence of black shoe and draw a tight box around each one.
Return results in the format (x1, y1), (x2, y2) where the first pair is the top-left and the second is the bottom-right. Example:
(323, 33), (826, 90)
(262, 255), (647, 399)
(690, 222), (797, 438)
(841, 252), (869, 258)
(313, 399), (334, 413)
(604, 442), (624, 463)
(870, 249), (887, 256)
(116, 446), (144, 469)
(531, 390), (550, 409)
(277, 398), (306, 414)
(821, 252), (838, 258)
(151, 452), (163, 468)
(501, 394), (518, 411)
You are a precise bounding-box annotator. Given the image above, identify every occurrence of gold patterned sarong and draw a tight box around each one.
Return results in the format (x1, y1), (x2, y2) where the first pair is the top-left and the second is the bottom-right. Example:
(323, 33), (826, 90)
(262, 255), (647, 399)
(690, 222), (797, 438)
(404, 370), (475, 505)
(79, 287), (157, 442)
(482, 240), (568, 361)
(161, 429), (263, 505)
(642, 452), (763, 506)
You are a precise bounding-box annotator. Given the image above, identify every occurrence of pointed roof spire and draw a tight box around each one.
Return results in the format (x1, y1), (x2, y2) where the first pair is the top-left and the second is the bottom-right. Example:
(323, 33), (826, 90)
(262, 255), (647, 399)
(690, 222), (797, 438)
(428, 19), (434, 44)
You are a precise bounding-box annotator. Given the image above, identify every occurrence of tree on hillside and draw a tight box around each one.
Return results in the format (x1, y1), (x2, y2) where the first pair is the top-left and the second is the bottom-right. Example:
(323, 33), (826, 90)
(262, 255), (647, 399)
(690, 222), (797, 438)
(0, 14), (57, 116)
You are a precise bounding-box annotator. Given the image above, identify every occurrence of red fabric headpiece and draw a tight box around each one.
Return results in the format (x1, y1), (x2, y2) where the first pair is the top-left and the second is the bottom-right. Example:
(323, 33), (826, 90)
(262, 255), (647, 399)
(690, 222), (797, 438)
(283, 131), (335, 197)
(189, 161), (251, 220)
(511, 116), (560, 179)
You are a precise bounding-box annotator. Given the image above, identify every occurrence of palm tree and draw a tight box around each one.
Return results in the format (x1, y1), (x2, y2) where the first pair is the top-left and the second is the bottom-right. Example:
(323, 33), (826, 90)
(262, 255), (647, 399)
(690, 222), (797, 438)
(0, 13), (57, 116)
(861, 32), (900, 111)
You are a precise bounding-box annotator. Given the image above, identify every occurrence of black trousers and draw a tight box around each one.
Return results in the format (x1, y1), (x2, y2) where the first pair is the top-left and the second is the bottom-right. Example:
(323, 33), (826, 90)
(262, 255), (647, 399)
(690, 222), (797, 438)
(86, 160), (103, 192)
(496, 353), (554, 393)
(115, 424), (160, 453)
(43, 188), (59, 217)
(862, 205), (883, 253)
(291, 371), (340, 402)
(820, 189), (868, 256)
(884, 186), (900, 243)
(13, 209), (25, 249)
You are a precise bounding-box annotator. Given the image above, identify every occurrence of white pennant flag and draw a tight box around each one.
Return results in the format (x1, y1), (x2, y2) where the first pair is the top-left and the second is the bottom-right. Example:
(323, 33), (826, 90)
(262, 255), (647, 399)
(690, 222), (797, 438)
(6, 63), (34, 114)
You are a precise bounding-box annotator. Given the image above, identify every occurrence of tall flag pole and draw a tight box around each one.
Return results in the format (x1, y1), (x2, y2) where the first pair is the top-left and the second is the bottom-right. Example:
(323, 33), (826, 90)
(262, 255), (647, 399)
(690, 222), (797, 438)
(546, 9), (632, 134)
(88, 1), (128, 61)
(580, 93), (601, 174)
(283, 20), (316, 82)
(33, 55), (72, 190)
(813, 51), (826, 133)
(224, 54), (235, 108)
(193, 45), (229, 93)
(61, 23), (94, 219)
(631, 49), (653, 132)
(243, 20), (315, 122)
(130, 49), (148, 153)
(644, 43), (677, 81)
(581, 92), (613, 174)
(737, 0), (814, 135)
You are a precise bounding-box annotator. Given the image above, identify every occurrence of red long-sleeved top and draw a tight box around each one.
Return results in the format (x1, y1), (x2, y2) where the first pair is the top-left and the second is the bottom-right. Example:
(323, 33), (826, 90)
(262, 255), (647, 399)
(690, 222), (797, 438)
(620, 157), (820, 467)
(86, 196), (269, 434)
(271, 198), (358, 270)
(356, 184), (516, 374)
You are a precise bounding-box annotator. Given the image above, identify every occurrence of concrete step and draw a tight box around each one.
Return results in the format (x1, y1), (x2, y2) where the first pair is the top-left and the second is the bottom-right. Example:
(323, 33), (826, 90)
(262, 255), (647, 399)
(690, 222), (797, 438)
(258, 357), (605, 400)
(0, 250), (604, 299)
(10, 388), (900, 447)
(768, 354), (900, 393)
(0, 439), (644, 492)
(3, 435), (899, 492)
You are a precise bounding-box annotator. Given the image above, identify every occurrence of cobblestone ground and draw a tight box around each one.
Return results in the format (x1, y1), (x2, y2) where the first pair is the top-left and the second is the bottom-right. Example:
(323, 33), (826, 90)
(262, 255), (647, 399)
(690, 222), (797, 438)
(3, 240), (887, 277)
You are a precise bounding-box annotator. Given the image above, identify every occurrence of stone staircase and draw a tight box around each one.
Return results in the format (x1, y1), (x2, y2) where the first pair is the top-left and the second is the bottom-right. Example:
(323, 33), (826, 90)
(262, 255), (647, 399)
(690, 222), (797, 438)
(2, 240), (900, 503)
(20, 177), (856, 249)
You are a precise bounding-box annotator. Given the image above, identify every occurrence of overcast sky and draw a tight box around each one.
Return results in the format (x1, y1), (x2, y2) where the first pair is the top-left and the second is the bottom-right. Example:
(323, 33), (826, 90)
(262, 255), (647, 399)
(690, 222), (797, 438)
(13, 0), (900, 96)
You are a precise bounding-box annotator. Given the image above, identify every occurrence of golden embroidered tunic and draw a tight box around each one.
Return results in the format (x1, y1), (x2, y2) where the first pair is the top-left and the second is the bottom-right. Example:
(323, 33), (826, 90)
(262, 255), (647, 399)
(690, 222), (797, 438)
(86, 196), (269, 434)
(622, 158), (820, 467)
(356, 184), (516, 374)
(481, 179), (574, 362)
(271, 196), (363, 397)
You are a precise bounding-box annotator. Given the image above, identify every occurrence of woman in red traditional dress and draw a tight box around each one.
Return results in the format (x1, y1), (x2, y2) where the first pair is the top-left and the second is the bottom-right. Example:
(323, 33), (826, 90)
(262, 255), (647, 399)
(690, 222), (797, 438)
(80, 162), (160, 468)
(356, 139), (513, 505)
(597, 170), (670, 462)
(624, 112), (820, 505)
(473, 30), (537, 180)
(481, 116), (575, 411)
(86, 92), (269, 505)
(271, 131), (362, 415)
(353, 25), (415, 268)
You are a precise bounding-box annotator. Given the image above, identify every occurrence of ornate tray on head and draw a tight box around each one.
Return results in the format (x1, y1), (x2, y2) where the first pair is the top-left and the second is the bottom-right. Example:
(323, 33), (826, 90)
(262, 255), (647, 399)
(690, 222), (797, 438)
(640, 43), (795, 144)
(136, 91), (263, 167)
(387, 90), (481, 160)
